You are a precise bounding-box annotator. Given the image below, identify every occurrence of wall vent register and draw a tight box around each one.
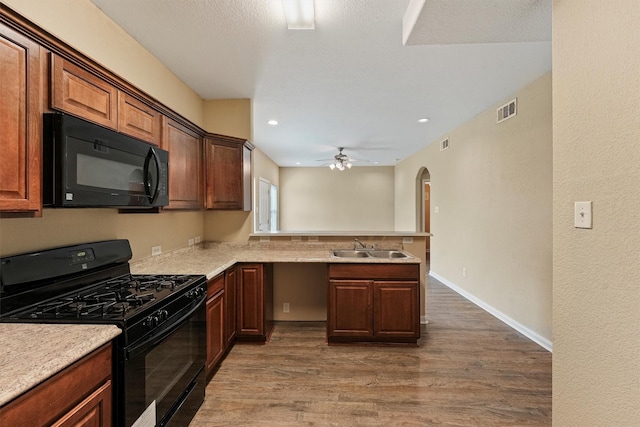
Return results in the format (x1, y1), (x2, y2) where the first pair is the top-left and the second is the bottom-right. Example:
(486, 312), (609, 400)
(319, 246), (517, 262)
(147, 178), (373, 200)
(497, 98), (517, 123)
(440, 138), (450, 151)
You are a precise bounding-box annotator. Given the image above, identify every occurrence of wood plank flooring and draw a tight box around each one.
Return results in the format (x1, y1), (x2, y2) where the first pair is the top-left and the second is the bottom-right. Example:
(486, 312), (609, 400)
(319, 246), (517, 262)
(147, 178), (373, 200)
(189, 273), (551, 426)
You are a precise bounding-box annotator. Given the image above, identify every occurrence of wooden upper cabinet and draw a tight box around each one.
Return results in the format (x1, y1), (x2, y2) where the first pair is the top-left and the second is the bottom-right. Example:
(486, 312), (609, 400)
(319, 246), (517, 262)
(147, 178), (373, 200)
(0, 22), (42, 214)
(50, 54), (117, 129)
(162, 117), (202, 210)
(205, 136), (253, 210)
(117, 91), (161, 145)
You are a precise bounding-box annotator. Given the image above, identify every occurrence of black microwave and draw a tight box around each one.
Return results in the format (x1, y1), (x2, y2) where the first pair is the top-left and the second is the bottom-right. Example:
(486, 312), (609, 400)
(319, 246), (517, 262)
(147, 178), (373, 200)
(43, 113), (169, 208)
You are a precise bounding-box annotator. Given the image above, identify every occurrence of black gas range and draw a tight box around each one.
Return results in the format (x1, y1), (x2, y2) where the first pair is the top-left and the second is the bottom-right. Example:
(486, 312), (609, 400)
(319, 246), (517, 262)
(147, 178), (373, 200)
(0, 240), (207, 427)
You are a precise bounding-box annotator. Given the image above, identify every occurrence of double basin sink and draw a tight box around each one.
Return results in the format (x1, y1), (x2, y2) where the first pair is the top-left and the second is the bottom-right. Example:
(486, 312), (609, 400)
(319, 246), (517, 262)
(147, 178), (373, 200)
(331, 249), (410, 259)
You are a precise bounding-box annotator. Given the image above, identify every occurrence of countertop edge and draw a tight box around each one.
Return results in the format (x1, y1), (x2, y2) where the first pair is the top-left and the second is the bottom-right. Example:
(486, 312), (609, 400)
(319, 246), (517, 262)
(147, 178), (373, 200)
(0, 323), (121, 407)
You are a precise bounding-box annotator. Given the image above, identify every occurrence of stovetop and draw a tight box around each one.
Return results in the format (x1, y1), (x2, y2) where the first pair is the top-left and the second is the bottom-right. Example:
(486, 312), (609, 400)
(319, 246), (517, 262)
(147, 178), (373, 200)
(0, 240), (206, 328)
(16, 274), (199, 321)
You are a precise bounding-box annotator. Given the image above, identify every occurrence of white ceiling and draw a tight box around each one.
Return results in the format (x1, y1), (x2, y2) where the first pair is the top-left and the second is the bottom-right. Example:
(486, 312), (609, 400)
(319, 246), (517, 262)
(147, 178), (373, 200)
(89, 0), (551, 167)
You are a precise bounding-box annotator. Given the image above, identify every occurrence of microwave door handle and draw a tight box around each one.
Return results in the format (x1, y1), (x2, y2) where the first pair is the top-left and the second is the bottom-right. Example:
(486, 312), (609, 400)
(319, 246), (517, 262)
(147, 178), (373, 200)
(143, 147), (161, 205)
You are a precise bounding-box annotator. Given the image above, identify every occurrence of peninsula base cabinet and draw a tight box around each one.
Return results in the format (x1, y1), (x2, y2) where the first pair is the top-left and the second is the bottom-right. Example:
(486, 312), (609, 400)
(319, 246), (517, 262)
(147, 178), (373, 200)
(237, 263), (273, 343)
(328, 263), (420, 344)
(0, 343), (112, 426)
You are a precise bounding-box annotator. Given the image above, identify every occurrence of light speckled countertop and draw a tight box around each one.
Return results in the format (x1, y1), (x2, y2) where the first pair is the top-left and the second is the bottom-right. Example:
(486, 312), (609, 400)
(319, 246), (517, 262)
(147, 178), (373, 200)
(0, 323), (121, 407)
(130, 242), (421, 279)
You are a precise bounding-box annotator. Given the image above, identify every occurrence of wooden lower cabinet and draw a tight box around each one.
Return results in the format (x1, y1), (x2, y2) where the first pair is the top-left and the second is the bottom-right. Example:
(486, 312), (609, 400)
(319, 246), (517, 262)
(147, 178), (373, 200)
(0, 343), (113, 426)
(237, 263), (273, 342)
(327, 263), (420, 344)
(206, 286), (225, 377)
(224, 266), (237, 345)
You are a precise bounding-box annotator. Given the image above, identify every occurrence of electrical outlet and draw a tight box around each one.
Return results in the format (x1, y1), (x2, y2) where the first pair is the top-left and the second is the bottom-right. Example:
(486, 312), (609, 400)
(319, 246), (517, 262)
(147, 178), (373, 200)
(188, 238), (194, 246)
(434, 206), (440, 214)
(402, 237), (414, 244)
(151, 246), (162, 256)
(283, 303), (290, 313)
(462, 267), (467, 277)
(194, 236), (201, 244)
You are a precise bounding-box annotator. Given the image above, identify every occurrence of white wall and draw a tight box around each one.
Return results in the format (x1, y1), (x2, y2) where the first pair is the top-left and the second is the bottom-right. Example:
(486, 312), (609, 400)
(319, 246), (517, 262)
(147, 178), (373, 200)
(396, 73), (553, 346)
(553, 2), (640, 424)
(279, 166), (395, 231)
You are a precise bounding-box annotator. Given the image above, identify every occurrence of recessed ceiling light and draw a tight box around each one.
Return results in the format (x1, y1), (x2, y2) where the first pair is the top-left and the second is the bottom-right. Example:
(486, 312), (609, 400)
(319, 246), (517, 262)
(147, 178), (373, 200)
(295, 162), (301, 165)
(267, 120), (279, 126)
(418, 118), (430, 123)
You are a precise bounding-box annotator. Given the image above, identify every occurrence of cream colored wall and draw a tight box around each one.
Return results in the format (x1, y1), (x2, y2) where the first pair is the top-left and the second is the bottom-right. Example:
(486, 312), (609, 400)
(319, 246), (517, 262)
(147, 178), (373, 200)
(395, 73), (553, 344)
(0, 0), (206, 261)
(203, 148), (280, 241)
(203, 99), (252, 140)
(553, 2), (640, 425)
(2, 0), (204, 126)
(0, 209), (203, 262)
(273, 263), (327, 321)
(279, 167), (395, 231)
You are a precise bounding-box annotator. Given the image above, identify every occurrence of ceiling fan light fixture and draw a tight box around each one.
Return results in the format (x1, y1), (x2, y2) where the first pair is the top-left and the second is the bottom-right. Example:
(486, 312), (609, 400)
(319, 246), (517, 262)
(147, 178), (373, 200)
(282, 0), (315, 30)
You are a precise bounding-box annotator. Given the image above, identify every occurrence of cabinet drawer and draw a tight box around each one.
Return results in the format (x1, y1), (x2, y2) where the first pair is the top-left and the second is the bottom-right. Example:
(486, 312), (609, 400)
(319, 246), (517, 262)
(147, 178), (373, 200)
(207, 273), (225, 299)
(328, 263), (419, 280)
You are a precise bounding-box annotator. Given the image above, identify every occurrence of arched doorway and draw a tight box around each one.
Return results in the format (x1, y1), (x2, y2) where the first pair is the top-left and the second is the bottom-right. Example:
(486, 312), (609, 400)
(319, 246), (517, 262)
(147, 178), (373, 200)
(416, 167), (430, 262)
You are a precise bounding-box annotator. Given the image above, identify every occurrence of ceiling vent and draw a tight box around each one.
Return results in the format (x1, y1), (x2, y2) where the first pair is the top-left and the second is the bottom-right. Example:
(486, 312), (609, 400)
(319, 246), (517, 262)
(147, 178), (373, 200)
(440, 138), (450, 151)
(497, 98), (517, 123)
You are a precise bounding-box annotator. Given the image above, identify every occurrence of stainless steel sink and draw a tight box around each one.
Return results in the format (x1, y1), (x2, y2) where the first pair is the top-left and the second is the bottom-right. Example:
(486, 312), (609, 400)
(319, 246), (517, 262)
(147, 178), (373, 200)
(368, 250), (408, 258)
(331, 250), (371, 258)
(330, 249), (410, 259)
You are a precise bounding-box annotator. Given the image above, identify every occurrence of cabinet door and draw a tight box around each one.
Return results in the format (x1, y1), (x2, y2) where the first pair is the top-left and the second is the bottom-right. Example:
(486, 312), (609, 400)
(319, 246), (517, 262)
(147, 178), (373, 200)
(206, 290), (225, 375)
(0, 23), (42, 213)
(205, 138), (243, 209)
(50, 54), (117, 129)
(237, 264), (264, 336)
(51, 381), (112, 427)
(374, 281), (420, 339)
(224, 266), (237, 345)
(328, 280), (373, 338)
(162, 117), (202, 209)
(117, 91), (161, 145)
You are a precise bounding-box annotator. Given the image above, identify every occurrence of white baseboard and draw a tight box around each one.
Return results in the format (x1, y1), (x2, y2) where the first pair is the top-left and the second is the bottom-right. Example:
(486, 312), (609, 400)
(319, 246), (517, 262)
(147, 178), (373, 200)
(420, 316), (429, 324)
(428, 271), (553, 352)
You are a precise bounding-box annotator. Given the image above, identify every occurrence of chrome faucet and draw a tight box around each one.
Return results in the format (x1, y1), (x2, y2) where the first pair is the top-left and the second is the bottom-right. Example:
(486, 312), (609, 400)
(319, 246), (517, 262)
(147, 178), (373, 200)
(354, 239), (367, 250)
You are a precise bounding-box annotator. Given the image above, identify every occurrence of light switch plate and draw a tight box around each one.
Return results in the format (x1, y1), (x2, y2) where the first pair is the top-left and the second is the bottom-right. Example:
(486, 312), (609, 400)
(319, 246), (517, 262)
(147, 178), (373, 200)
(574, 201), (592, 229)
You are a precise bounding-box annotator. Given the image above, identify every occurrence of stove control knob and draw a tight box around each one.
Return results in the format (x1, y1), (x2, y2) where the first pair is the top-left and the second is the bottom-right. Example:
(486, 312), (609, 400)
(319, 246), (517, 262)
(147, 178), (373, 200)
(159, 310), (168, 321)
(145, 315), (159, 329)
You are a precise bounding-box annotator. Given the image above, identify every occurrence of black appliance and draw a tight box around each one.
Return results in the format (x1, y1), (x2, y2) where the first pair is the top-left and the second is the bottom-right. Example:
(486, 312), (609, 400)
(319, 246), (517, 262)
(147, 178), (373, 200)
(0, 240), (206, 427)
(43, 113), (169, 208)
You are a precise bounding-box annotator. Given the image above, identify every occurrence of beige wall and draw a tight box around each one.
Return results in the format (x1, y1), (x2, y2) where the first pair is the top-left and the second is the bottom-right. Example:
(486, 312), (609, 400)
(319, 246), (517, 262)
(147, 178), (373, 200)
(2, 0), (204, 126)
(553, 2), (640, 424)
(279, 166), (395, 231)
(0, 0), (206, 261)
(0, 209), (203, 262)
(396, 73), (553, 346)
(204, 148), (280, 241)
(203, 99), (252, 140)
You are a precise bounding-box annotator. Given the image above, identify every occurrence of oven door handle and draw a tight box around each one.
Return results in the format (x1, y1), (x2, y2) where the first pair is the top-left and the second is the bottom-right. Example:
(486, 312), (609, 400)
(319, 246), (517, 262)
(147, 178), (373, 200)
(126, 296), (204, 360)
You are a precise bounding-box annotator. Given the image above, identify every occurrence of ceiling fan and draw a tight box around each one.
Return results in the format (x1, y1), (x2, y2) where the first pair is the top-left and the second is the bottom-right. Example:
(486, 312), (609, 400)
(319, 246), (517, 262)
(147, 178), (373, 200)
(317, 147), (361, 171)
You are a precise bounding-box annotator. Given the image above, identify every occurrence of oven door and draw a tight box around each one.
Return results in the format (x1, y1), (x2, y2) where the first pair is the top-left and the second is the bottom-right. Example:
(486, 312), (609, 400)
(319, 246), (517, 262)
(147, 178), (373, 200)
(122, 297), (206, 427)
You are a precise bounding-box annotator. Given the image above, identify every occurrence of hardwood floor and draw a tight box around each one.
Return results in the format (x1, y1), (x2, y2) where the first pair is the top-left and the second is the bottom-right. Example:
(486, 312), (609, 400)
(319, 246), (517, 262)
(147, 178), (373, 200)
(190, 273), (551, 426)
